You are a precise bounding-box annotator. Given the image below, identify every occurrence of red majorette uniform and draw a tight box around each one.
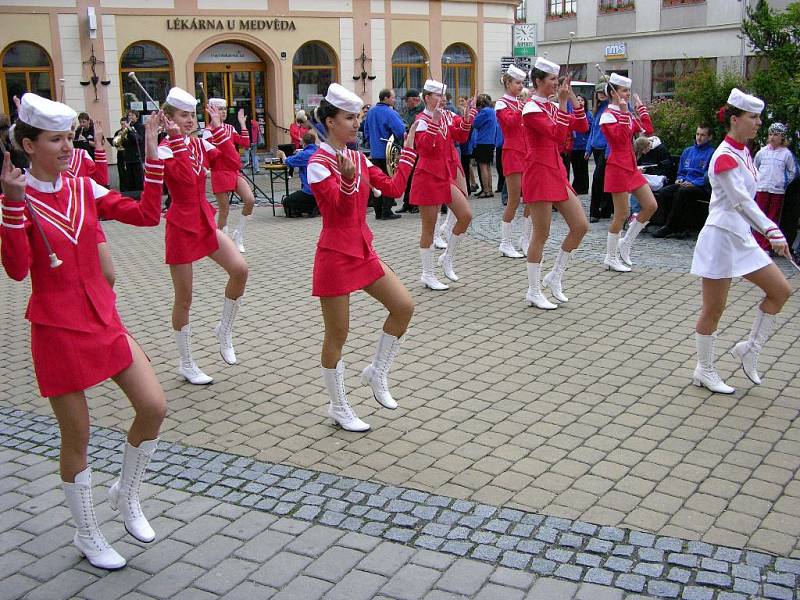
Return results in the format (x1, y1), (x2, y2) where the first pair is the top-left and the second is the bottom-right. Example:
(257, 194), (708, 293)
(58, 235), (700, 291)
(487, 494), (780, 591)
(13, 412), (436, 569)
(1, 167), (164, 397)
(690, 89), (786, 394)
(600, 103), (653, 194)
(521, 95), (588, 203)
(66, 147), (111, 244)
(308, 142), (417, 297)
(205, 120), (250, 194)
(157, 134), (219, 264)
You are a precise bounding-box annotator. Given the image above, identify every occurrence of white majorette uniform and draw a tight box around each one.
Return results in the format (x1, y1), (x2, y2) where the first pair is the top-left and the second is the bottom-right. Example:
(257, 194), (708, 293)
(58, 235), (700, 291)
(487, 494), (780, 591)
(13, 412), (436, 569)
(690, 88), (787, 393)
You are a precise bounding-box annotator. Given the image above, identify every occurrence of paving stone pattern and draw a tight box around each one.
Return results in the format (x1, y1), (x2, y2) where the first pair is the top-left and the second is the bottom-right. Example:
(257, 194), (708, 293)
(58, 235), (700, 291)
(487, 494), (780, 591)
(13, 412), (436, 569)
(2, 409), (798, 599)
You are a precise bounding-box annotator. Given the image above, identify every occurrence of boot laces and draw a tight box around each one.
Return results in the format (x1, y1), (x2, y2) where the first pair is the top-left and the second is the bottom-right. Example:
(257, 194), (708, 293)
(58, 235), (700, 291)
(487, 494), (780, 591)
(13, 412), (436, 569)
(78, 487), (110, 551)
(123, 454), (147, 519)
(334, 376), (356, 420)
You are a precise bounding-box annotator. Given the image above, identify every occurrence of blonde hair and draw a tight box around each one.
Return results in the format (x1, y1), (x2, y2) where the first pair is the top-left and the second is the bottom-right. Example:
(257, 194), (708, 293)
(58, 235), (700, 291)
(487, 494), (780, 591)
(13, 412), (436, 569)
(633, 136), (651, 158)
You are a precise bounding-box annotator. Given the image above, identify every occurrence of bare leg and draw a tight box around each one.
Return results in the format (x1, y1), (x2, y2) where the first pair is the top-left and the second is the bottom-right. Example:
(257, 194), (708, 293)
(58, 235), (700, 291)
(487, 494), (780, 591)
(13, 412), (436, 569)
(502, 173), (522, 223)
(208, 230), (249, 299)
(49, 392), (90, 481)
(528, 202), (553, 263)
(419, 205), (440, 248)
(630, 183), (657, 223)
(743, 263), (792, 314)
(555, 191), (590, 252)
(479, 163), (492, 194)
(169, 263), (193, 331)
(111, 336), (167, 446)
(608, 192), (630, 234)
(363, 261), (415, 337)
(448, 184), (472, 235)
(236, 176), (256, 216)
(696, 277), (731, 335)
(215, 192), (231, 230)
(320, 295), (350, 368)
(97, 242), (116, 288)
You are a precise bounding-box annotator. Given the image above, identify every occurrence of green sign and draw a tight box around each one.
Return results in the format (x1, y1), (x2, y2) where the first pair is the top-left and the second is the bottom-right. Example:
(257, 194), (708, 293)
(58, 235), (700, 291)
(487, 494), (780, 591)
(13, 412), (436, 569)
(513, 24), (536, 57)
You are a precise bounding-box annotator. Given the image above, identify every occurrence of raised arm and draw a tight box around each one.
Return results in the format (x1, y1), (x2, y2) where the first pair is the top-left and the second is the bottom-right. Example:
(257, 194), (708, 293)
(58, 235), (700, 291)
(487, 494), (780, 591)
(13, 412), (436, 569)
(0, 153), (32, 281)
(368, 148), (417, 198)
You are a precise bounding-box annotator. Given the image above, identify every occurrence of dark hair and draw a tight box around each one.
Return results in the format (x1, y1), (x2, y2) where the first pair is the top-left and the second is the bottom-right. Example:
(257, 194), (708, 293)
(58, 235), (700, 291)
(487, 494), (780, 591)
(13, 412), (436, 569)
(10, 120), (44, 154)
(476, 94), (492, 109)
(445, 92), (452, 101)
(530, 67), (553, 88)
(78, 112), (90, 121)
(378, 88), (393, 102)
(720, 104), (746, 129)
(577, 94), (588, 106)
(313, 98), (342, 132)
(301, 131), (316, 146)
(696, 123), (712, 134)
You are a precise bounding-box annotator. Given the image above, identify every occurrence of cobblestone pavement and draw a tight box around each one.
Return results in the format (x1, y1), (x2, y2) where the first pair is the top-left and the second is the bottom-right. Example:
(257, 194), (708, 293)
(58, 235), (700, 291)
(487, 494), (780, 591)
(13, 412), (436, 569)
(1, 175), (799, 597)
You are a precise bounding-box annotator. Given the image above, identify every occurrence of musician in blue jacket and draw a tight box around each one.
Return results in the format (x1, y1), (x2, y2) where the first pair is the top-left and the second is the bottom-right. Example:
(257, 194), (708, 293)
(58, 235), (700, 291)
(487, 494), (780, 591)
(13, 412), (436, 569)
(652, 124), (715, 238)
(363, 88), (406, 220)
(586, 85), (612, 221)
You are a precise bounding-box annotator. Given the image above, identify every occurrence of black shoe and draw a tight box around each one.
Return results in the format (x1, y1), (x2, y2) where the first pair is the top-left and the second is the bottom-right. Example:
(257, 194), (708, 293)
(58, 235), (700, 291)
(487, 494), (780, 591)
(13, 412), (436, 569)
(652, 226), (672, 238)
(383, 212), (401, 220)
(409, 206), (419, 214)
(375, 213), (383, 220)
(396, 205), (412, 213)
(590, 216), (600, 223)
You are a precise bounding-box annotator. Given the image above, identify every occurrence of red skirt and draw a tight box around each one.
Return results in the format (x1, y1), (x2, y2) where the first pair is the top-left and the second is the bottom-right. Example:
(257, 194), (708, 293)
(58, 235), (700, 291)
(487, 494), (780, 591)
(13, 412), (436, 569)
(522, 166), (573, 203)
(165, 203), (219, 265)
(410, 170), (453, 206)
(502, 149), (527, 176)
(313, 248), (385, 297)
(604, 164), (647, 194)
(31, 310), (132, 397)
(211, 169), (240, 194)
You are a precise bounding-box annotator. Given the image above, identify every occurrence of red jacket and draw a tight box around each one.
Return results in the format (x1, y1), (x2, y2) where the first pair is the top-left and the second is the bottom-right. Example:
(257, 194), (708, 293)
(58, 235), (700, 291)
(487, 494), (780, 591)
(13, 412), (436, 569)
(66, 147), (109, 186)
(414, 107), (476, 182)
(1, 166), (163, 331)
(206, 123), (250, 172)
(522, 97), (588, 201)
(601, 104), (653, 193)
(495, 95), (527, 156)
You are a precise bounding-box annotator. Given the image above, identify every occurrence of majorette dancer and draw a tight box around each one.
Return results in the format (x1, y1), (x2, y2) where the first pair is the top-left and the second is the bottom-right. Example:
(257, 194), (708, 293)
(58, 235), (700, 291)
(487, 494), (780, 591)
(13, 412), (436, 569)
(204, 98), (256, 253)
(690, 88), (792, 393)
(495, 64), (529, 259)
(411, 80), (476, 290)
(306, 83), (418, 431)
(521, 57), (589, 309)
(599, 73), (656, 272)
(158, 87), (248, 385)
(0, 93), (167, 570)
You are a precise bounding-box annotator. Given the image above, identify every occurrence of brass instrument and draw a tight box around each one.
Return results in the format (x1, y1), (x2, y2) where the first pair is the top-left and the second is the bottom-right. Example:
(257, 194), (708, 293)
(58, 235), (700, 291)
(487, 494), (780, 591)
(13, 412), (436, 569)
(112, 123), (129, 149)
(385, 134), (401, 175)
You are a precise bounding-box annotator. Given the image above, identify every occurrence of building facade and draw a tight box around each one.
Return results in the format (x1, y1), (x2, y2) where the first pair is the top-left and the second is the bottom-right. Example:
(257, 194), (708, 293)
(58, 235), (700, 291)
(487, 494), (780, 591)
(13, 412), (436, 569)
(0, 0), (516, 148)
(525, 0), (791, 101)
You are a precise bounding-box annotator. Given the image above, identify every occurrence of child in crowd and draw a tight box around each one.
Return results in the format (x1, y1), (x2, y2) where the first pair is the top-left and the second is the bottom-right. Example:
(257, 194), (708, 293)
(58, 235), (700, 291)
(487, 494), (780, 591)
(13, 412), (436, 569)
(753, 122), (797, 252)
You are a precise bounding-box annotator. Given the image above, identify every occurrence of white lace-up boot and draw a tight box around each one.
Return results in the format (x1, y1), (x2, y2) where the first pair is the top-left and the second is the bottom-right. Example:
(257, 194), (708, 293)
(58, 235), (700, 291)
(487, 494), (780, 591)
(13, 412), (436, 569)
(438, 233), (463, 282)
(420, 246), (449, 290)
(526, 262), (557, 309)
(618, 219), (648, 266)
(731, 308), (776, 385)
(542, 248), (571, 303)
(361, 331), (402, 409)
(433, 213), (448, 249)
(499, 221), (524, 258)
(323, 360), (370, 432)
(63, 468), (126, 570)
(214, 297), (241, 365)
(693, 332), (735, 394)
(440, 208), (456, 244)
(176, 325), (213, 385)
(109, 439), (158, 543)
(519, 216), (532, 257)
(604, 233), (631, 272)
(232, 214), (251, 253)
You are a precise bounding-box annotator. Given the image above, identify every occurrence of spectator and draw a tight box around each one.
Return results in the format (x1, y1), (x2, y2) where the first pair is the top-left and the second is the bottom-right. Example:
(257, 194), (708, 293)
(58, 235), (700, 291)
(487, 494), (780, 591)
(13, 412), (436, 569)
(119, 110), (144, 193)
(363, 88), (405, 220)
(398, 89), (423, 213)
(74, 112), (96, 158)
(753, 122), (797, 251)
(456, 95), (469, 117)
(289, 110), (311, 149)
(587, 83), (612, 222)
(0, 114), (29, 171)
(472, 94), (498, 197)
(243, 115), (262, 174)
(445, 92), (460, 115)
(638, 134), (673, 181)
(277, 131), (319, 217)
(571, 95), (592, 194)
(652, 124), (715, 238)
(112, 117), (129, 191)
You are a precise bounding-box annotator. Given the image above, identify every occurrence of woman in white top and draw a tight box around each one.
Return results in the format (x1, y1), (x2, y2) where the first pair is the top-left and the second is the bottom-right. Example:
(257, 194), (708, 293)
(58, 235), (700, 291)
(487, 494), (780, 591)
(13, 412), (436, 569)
(690, 89), (792, 393)
(753, 122), (797, 251)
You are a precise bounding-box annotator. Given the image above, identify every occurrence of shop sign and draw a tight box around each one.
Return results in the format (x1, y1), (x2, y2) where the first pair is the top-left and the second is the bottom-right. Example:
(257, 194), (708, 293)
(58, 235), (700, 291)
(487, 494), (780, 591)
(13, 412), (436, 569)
(513, 24), (536, 57)
(500, 56), (532, 84)
(604, 41), (627, 60)
(166, 18), (296, 31)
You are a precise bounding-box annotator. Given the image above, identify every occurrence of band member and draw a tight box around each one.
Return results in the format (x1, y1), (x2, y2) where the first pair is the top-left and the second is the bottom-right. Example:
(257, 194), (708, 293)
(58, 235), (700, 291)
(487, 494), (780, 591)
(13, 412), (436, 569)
(495, 64), (528, 259)
(690, 89), (792, 393)
(158, 87), (248, 385)
(307, 83), (418, 431)
(1, 93), (166, 570)
(599, 73), (655, 272)
(522, 57), (589, 309)
(205, 98), (256, 253)
(411, 80), (476, 290)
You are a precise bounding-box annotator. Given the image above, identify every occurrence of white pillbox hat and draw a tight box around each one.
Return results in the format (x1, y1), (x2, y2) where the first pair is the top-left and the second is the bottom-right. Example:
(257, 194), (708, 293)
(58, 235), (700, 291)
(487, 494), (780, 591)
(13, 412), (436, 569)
(423, 79), (447, 95)
(17, 93), (77, 132)
(609, 73), (632, 88)
(324, 83), (363, 114)
(505, 65), (527, 82)
(533, 57), (560, 76)
(726, 88), (764, 114)
(166, 87), (198, 112)
(208, 97), (227, 109)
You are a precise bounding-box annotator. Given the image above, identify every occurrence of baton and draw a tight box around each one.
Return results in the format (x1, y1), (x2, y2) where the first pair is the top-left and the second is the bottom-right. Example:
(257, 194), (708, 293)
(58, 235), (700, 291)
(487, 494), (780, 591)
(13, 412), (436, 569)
(127, 72), (158, 110)
(564, 32), (575, 77)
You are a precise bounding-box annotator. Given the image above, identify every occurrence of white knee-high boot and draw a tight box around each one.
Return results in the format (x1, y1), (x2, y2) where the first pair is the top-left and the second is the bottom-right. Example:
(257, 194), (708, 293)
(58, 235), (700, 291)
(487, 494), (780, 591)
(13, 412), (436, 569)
(215, 297), (241, 365)
(499, 221), (524, 258)
(731, 308), (776, 385)
(109, 439), (159, 543)
(526, 262), (557, 310)
(323, 360), (370, 432)
(542, 248), (571, 303)
(604, 232), (631, 272)
(433, 213), (448, 249)
(176, 325), (213, 385)
(361, 331), (402, 409)
(232, 214), (251, 253)
(438, 232), (464, 282)
(519, 216), (532, 257)
(440, 208), (456, 243)
(619, 219), (648, 266)
(63, 468), (126, 570)
(694, 332), (735, 394)
(420, 246), (449, 290)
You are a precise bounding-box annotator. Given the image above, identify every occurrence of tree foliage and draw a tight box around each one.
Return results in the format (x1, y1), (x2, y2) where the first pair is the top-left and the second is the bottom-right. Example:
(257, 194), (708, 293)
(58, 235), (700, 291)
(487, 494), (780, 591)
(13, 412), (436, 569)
(649, 98), (700, 152)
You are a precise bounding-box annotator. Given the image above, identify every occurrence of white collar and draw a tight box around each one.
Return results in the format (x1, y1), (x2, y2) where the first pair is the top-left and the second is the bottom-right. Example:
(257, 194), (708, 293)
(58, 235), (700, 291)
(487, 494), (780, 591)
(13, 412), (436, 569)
(531, 94), (551, 104)
(503, 94), (518, 102)
(26, 171), (63, 193)
(423, 108), (434, 117)
(320, 141), (347, 156)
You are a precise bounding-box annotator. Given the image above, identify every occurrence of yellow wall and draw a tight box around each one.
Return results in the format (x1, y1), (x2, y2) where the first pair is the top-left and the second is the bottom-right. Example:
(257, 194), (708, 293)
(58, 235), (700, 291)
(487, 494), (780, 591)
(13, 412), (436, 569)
(441, 21), (478, 55)
(0, 15), (54, 114)
(390, 19), (429, 55)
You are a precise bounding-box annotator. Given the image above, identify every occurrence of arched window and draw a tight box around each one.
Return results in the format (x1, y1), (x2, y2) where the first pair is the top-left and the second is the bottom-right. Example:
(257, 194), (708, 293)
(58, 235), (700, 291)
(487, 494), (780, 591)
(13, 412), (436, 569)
(392, 43), (427, 100)
(442, 44), (474, 100)
(120, 42), (173, 114)
(1, 42), (54, 118)
(293, 42), (338, 112)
